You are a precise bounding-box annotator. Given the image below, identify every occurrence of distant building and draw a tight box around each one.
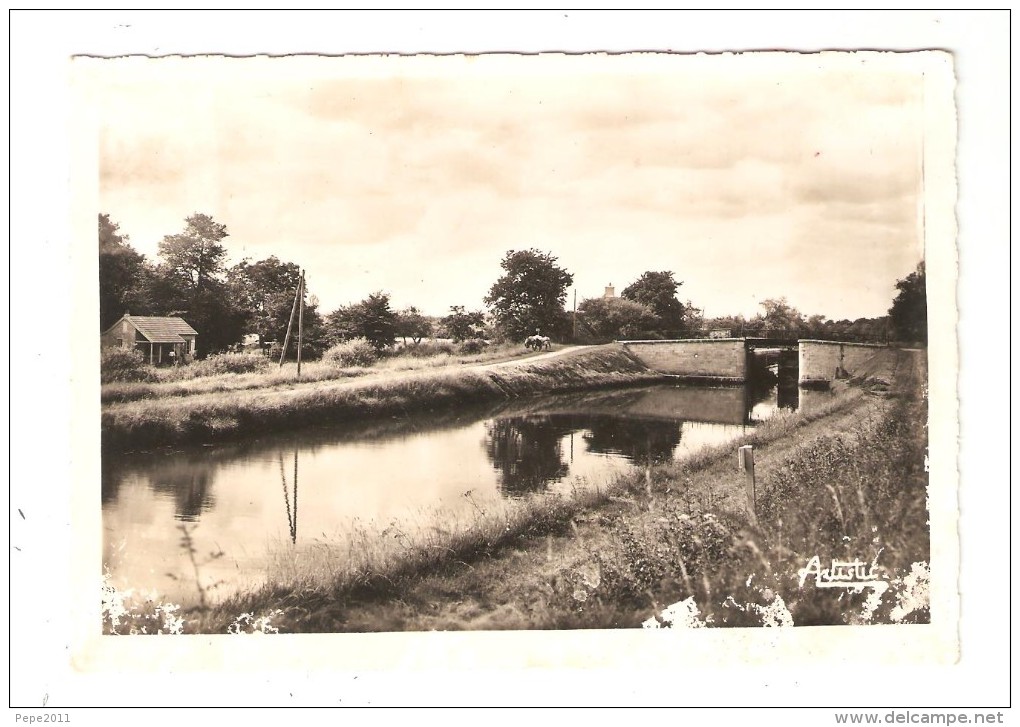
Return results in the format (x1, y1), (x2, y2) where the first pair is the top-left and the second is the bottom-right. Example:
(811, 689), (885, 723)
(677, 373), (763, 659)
(603, 284), (616, 299)
(101, 314), (198, 364)
(708, 329), (732, 339)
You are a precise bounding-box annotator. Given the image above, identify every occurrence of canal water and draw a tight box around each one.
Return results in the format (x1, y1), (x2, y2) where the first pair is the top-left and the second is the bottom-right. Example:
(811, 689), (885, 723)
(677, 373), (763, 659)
(102, 381), (824, 606)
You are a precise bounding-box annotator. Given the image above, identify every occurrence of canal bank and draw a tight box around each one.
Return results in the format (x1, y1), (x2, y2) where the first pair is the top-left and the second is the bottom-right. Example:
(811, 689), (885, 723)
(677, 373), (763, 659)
(101, 345), (669, 452)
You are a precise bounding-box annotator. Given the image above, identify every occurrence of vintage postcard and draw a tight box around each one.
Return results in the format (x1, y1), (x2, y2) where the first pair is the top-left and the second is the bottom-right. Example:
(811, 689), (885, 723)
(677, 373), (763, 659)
(63, 48), (959, 683)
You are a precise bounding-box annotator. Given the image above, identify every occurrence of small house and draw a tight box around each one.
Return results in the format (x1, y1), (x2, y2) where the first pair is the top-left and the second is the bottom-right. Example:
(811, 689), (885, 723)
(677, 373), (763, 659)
(101, 314), (198, 364)
(708, 329), (733, 339)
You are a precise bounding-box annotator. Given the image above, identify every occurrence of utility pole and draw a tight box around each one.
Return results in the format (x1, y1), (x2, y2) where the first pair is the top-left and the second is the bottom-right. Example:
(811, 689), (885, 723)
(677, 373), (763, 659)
(296, 270), (305, 377)
(279, 276), (300, 368)
(572, 288), (577, 341)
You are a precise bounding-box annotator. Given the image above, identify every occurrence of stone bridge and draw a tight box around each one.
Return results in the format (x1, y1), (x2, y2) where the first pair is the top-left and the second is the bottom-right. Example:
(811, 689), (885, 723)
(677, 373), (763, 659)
(619, 338), (896, 385)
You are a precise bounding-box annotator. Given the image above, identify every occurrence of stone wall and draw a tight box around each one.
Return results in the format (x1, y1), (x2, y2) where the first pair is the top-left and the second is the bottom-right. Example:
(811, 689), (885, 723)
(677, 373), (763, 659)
(622, 339), (748, 381)
(798, 340), (892, 385)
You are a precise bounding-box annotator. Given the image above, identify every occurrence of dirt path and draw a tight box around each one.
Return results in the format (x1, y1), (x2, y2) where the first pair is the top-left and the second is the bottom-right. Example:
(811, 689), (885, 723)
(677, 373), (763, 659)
(469, 345), (588, 369)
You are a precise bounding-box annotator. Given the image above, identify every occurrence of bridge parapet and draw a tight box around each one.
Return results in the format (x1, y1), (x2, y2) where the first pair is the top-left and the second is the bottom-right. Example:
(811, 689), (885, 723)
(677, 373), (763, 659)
(798, 339), (894, 385)
(620, 338), (748, 382)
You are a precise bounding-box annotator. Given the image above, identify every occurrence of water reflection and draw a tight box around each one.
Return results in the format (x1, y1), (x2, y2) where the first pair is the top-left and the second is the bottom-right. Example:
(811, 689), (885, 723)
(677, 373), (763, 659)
(279, 451), (298, 544)
(583, 416), (682, 465)
(484, 413), (684, 494)
(149, 462), (216, 522)
(485, 417), (571, 495)
(102, 381), (830, 604)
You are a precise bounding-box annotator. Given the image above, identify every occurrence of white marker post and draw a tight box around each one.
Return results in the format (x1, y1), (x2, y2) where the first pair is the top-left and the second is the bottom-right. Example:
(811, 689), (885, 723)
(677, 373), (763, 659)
(738, 445), (757, 525)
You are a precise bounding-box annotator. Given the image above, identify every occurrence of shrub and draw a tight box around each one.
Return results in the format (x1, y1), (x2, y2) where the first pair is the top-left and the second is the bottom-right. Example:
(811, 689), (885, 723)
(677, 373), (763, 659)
(101, 348), (156, 384)
(399, 341), (456, 358)
(193, 352), (271, 377)
(323, 338), (378, 368)
(458, 338), (488, 355)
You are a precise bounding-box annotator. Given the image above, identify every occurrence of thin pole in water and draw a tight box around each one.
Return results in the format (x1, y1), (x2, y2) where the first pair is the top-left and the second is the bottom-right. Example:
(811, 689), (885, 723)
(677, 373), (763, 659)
(292, 446), (299, 544)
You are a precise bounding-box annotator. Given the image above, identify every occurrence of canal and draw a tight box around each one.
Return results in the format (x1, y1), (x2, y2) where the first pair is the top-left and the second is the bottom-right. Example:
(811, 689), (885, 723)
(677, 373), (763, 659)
(102, 380), (827, 606)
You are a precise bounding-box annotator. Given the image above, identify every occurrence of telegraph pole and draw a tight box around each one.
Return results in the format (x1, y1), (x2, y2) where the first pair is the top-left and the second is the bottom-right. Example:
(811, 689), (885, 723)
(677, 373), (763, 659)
(296, 270), (305, 377)
(572, 288), (577, 341)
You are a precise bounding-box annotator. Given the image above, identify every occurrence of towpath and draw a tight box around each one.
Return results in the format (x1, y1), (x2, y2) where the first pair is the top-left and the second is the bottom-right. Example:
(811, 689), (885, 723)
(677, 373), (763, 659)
(466, 345), (588, 370)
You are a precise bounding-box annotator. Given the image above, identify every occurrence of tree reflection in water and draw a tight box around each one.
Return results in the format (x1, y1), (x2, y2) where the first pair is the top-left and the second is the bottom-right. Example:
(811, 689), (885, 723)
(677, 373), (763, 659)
(485, 413), (684, 495)
(582, 416), (681, 465)
(149, 467), (215, 522)
(485, 417), (572, 496)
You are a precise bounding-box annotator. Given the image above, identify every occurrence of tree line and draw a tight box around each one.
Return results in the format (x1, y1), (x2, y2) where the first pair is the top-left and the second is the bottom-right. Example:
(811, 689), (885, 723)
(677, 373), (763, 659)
(100, 212), (928, 360)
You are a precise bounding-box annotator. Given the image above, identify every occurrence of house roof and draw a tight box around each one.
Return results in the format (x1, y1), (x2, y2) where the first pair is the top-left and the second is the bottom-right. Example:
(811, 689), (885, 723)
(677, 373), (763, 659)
(108, 315), (198, 343)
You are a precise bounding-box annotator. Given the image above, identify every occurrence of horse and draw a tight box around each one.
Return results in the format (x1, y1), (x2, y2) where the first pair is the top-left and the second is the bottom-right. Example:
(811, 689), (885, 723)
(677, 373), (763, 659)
(525, 335), (551, 351)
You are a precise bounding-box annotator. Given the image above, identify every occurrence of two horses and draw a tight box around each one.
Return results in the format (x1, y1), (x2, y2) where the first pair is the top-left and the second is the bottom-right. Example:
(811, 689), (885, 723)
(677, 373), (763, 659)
(524, 335), (551, 351)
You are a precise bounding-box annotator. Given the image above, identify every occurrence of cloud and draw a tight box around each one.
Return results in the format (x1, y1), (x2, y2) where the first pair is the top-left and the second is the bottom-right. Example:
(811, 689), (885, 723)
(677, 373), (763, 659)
(92, 54), (929, 320)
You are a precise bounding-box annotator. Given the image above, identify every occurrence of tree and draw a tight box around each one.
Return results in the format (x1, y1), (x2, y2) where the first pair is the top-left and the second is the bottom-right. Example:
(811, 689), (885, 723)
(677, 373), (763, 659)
(325, 292), (397, 351)
(157, 213), (229, 293)
(576, 297), (657, 341)
(227, 256), (303, 344)
(889, 261), (927, 344)
(395, 306), (434, 345)
(755, 297), (805, 337)
(440, 306), (486, 342)
(484, 249), (573, 341)
(154, 213), (241, 356)
(621, 271), (686, 335)
(98, 214), (149, 329)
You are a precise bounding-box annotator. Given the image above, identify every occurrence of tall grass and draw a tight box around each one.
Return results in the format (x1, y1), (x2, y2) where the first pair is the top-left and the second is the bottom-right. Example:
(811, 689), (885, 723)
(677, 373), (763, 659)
(551, 352), (929, 629)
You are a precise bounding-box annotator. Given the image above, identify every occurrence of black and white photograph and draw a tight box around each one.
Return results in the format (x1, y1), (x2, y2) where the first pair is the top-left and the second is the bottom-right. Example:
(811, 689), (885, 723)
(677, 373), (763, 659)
(8, 9), (1010, 714)
(85, 49), (951, 638)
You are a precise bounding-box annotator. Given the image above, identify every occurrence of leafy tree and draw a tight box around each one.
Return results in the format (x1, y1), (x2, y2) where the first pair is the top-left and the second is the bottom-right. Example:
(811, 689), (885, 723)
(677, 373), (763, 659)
(683, 301), (705, 336)
(98, 214), (149, 329)
(754, 297), (805, 337)
(325, 292), (397, 351)
(576, 297), (657, 341)
(440, 306), (486, 342)
(153, 213), (241, 356)
(227, 256), (303, 344)
(395, 306), (434, 345)
(484, 249), (573, 341)
(703, 314), (748, 337)
(889, 261), (927, 344)
(621, 271), (686, 336)
(157, 213), (229, 293)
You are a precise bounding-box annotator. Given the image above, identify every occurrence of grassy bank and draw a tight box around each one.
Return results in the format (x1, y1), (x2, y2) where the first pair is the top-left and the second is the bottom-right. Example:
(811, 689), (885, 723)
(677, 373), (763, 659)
(101, 341), (540, 404)
(101, 345), (665, 452)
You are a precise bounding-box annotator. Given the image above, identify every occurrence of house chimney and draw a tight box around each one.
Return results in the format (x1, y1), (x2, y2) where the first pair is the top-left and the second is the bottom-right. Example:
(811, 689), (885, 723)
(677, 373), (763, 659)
(604, 284), (615, 299)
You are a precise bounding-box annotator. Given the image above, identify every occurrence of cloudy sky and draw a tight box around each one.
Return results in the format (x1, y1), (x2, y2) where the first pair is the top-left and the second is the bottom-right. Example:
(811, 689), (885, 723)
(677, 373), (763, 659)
(89, 52), (927, 320)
